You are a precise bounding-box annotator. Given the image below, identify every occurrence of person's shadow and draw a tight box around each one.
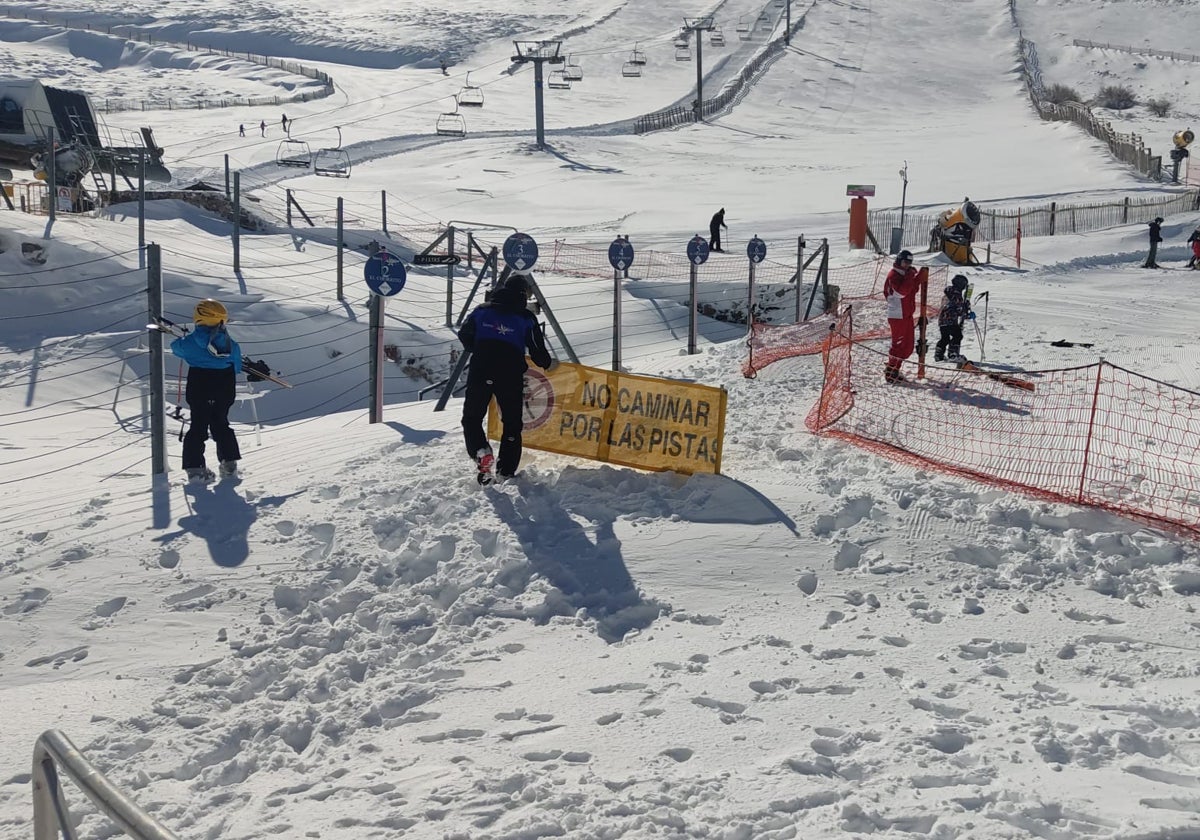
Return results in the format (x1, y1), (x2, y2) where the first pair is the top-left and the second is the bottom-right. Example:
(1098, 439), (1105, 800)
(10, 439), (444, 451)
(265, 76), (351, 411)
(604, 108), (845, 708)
(155, 481), (298, 568)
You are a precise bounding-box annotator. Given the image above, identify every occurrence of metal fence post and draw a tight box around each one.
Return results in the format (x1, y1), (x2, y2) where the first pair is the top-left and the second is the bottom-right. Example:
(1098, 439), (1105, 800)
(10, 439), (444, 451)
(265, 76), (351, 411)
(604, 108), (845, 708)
(336, 196), (344, 301)
(688, 261), (698, 354)
(232, 171), (240, 273)
(147, 244), (166, 475)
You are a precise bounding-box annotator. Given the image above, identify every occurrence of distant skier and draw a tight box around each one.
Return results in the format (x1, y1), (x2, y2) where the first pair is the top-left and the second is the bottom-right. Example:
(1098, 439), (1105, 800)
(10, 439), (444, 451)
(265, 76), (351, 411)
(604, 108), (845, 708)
(708, 208), (727, 252)
(1187, 225), (1200, 269)
(883, 250), (921, 384)
(458, 273), (554, 483)
(281, 113), (289, 133)
(170, 299), (244, 481)
(440, 58), (449, 76)
(934, 274), (974, 363)
(1143, 217), (1163, 268)
(259, 120), (266, 137)
(238, 123), (245, 138)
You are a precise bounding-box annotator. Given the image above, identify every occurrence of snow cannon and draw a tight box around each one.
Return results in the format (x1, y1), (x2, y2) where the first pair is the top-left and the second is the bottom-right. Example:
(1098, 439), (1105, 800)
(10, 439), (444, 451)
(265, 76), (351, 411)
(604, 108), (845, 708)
(1173, 129), (1194, 150)
(933, 198), (981, 265)
(31, 143), (95, 186)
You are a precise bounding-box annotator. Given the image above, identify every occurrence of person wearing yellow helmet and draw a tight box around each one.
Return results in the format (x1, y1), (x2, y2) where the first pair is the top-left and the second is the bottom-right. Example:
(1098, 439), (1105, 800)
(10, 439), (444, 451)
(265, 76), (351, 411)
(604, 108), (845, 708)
(169, 299), (244, 481)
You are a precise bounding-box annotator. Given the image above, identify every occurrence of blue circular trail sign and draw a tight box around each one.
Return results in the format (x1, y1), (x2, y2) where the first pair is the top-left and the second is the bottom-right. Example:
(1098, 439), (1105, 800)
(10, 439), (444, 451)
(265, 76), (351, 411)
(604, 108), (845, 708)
(364, 250), (407, 296)
(608, 237), (634, 271)
(747, 236), (767, 264)
(503, 232), (539, 271)
(687, 235), (710, 266)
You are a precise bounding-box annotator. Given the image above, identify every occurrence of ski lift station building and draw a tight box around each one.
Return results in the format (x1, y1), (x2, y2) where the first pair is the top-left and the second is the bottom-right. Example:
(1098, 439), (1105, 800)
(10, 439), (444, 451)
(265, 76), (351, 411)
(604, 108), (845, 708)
(0, 78), (104, 162)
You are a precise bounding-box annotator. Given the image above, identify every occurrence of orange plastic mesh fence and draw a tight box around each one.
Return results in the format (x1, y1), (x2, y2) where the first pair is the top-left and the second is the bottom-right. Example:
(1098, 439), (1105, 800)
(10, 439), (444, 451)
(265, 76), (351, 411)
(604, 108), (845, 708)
(805, 308), (1200, 537)
(743, 260), (947, 376)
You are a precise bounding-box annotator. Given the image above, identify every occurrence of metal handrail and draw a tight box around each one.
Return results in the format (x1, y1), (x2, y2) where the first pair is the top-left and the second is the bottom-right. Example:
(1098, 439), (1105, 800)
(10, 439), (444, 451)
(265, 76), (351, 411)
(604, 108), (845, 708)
(33, 730), (181, 840)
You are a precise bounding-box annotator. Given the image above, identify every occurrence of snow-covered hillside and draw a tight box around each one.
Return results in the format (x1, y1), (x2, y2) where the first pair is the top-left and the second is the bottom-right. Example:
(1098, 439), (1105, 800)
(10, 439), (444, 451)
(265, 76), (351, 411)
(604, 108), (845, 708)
(2, 0), (1200, 838)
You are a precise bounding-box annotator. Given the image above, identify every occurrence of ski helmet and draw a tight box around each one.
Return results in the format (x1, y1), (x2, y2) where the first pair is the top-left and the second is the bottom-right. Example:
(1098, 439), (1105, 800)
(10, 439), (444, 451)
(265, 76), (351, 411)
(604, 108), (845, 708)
(194, 298), (228, 326)
(951, 274), (969, 292)
(895, 249), (914, 266)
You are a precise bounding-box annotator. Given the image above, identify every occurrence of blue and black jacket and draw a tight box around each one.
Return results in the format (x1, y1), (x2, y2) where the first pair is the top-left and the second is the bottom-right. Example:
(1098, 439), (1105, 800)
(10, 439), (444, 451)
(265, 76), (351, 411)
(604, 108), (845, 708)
(459, 286), (552, 379)
(170, 324), (243, 373)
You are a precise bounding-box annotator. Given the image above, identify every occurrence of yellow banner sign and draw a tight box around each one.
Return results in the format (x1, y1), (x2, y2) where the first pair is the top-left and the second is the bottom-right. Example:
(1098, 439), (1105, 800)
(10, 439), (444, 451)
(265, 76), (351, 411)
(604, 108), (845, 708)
(488, 361), (726, 475)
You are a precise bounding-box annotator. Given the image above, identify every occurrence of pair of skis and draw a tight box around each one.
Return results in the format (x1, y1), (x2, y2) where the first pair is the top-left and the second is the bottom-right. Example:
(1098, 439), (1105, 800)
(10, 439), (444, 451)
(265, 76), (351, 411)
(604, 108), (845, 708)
(954, 359), (1035, 392)
(147, 316), (293, 388)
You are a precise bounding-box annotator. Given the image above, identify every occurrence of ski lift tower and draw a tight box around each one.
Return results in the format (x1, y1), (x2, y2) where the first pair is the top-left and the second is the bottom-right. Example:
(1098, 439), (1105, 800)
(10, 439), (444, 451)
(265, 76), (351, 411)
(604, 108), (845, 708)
(681, 16), (715, 123)
(511, 40), (565, 150)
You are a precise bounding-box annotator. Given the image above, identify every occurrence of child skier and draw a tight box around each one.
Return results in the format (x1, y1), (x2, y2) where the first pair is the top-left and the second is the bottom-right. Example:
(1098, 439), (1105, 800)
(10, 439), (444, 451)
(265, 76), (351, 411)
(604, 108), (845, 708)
(170, 299), (244, 481)
(883, 250), (921, 383)
(934, 274), (974, 363)
(1188, 225), (1200, 269)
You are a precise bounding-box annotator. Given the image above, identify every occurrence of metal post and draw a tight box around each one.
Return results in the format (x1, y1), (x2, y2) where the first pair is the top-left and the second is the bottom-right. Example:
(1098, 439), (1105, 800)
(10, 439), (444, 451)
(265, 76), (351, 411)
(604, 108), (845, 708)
(446, 226), (456, 328)
(224, 154), (230, 198)
(688, 262), (698, 354)
(694, 30), (704, 123)
(138, 150), (146, 268)
(336, 196), (344, 301)
(786, 0), (792, 44)
(534, 62), (546, 149)
(147, 244), (167, 475)
(232, 171), (240, 274)
(44, 127), (55, 236)
(612, 266), (622, 371)
(381, 190), (388, 237)
(795, 235), (805, 323)
(285, 188), (292, 227)
(368, 295), (383, 423)
(747, 259), (756, 336)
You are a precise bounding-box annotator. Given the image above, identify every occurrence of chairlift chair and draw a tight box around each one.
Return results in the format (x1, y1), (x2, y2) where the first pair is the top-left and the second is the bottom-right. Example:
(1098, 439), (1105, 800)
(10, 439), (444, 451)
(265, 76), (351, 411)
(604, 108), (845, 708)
(774, 0), (785, 6)
(629, 42), (647, 65)
(435, 98), (467, 137)
(736, 17), (752, 39)
(275, 126), (312, 168)
(710, 26), (725, 46)
(674, 34), (689, 48)
(458, 71), (484, 108)
(313, 126), (351, 178)
(621, 60), (642, 77)
(675, 45), (692, 61)
(548, 69), (571, 89)
(563, 54), (583, 82)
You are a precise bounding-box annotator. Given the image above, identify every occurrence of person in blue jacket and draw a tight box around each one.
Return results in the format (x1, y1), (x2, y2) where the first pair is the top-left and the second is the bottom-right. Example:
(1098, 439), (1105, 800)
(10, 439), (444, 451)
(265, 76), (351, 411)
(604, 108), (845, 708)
(458, 272), (553, 479)
(170, 298), (243, 481)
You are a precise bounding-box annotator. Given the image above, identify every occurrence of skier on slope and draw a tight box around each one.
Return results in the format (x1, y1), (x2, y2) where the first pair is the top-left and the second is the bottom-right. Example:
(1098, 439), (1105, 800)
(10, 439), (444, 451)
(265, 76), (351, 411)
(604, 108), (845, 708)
(708, 208), (727, 252)
(458, 272), (554, 482)
(170, 299), (245, 481)
(1143, 217), (1164, 268)
(883, 250), (921, 384)
(934, 274), (974, 363)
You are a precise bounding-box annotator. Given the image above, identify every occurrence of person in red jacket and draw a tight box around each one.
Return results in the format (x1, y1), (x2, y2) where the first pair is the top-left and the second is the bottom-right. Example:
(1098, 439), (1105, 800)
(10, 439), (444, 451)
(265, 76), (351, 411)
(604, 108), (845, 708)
(883, 250), (921, 383)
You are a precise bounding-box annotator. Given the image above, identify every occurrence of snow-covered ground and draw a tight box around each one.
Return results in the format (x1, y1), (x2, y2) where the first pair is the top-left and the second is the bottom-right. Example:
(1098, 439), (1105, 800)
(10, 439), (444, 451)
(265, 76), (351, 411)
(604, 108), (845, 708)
(2, 0), (1200, 838)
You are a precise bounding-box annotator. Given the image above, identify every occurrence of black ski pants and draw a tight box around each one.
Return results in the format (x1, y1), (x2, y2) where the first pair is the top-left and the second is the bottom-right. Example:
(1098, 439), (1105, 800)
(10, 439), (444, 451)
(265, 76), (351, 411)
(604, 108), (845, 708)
(936, 324), (963, 358)
(183, 367), (241, 469)
(709, 227), (722, 252)
(461, 369), (525, 475)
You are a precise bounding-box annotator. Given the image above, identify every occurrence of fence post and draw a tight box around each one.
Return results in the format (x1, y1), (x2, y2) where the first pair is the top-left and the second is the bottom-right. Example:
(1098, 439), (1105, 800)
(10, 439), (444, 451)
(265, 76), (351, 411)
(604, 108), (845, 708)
(1049, 201), (1056, 235)
(446, 226), (456, 328)
(147, 244), (167, 476)
(1077, 362), (1106, 504)
(232, 171), (240, 274)
(336, 197), (344, 301)
(795, 235), (805, 323)
(1123, 196), (1129, 224)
